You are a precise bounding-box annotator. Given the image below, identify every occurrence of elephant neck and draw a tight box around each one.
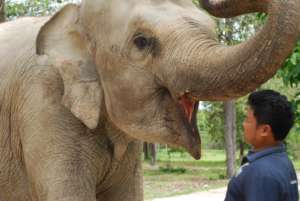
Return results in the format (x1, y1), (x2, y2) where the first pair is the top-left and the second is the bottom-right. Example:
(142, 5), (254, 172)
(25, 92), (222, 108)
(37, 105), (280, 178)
(95, 140), (143, 196)
(96, 106), (139, 161)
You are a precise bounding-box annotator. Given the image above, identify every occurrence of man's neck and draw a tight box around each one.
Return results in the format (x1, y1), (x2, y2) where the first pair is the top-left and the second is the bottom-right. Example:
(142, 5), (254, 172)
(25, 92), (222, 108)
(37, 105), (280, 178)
(253, 141), (281, 152)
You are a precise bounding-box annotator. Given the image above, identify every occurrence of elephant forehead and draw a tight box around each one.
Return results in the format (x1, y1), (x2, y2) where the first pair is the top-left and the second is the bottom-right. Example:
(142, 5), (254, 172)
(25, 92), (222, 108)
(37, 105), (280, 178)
(80, 0), (216, 49)
(127, 2), (216, 34)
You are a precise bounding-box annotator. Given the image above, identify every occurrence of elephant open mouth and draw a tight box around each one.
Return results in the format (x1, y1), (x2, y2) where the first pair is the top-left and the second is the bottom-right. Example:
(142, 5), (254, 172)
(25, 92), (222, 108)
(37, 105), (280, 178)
(178, 94), (201, 159)
(179, 94), (199, 123)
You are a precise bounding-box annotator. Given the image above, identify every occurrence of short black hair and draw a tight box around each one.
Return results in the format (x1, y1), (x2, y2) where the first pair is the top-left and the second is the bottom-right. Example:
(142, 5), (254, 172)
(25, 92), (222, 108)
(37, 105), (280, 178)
(248, 89), (294, 141)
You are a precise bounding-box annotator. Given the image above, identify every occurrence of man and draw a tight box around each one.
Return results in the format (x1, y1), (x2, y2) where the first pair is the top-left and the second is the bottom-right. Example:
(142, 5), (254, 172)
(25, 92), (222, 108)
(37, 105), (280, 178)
(225, 90), (299, 201)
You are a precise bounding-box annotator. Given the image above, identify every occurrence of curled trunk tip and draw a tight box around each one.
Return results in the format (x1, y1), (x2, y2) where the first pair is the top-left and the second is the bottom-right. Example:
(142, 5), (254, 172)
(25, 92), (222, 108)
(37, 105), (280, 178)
(199, 0), (268, 18)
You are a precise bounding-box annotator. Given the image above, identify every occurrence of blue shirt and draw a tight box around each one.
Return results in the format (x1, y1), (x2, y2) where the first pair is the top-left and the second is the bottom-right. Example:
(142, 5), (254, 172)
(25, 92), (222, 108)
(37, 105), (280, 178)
(225, 144), (299, 201)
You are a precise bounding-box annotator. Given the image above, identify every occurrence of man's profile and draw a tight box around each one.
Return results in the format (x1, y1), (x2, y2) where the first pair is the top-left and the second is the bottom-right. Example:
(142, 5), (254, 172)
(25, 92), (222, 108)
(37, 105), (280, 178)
(225, 89), (299, 201)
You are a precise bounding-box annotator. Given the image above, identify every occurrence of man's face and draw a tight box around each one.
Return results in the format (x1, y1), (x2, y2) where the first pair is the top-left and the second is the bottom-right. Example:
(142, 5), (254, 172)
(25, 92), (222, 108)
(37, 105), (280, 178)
(243, 106), (278, 150)
(243, 107), (259, 146)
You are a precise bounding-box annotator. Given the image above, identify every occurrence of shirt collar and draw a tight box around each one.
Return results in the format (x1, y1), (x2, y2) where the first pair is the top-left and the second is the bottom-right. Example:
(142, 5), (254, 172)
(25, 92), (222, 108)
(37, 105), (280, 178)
(244, 143), (285, 163)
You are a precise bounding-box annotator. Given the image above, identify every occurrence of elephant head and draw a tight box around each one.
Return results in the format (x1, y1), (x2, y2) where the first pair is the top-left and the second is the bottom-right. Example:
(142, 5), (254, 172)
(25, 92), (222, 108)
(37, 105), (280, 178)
(36, 0), (300, 159)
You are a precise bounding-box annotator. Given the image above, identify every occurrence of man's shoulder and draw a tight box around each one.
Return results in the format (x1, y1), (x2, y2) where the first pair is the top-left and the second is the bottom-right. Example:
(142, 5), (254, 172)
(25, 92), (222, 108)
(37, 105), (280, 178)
(235, 157), (281, 179)
(232, 161), (280, 191)
(246, 150), (290, 169)
(237, 152), (296, 182)
(251, 151), (293, 172)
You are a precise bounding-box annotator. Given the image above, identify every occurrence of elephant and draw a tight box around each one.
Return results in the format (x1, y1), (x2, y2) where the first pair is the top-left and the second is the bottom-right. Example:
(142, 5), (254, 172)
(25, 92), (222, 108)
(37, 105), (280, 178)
(0, 0), (299, 200)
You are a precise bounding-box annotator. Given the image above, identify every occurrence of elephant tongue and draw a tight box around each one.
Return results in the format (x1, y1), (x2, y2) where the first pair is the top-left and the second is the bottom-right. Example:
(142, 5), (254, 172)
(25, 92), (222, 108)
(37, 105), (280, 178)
(179, 94), (195, 122)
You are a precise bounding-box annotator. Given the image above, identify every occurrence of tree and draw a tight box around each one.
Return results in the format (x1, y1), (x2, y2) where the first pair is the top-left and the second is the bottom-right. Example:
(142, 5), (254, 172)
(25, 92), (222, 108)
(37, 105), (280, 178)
(219, 18), (237, 178)
(149, 143), (157, 165)
(143, 142), (150, 160)
(203, 102), (224, 149)
(0, 0), (5, 22)
(143, 142), (157, 165)
(224, 101), (236, 177)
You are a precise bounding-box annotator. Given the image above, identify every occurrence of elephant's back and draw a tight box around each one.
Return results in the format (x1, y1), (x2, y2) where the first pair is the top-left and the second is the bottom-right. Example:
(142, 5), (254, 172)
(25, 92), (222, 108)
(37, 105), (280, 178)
(0, 17), (58, 201)
(0, 17), (49, 79)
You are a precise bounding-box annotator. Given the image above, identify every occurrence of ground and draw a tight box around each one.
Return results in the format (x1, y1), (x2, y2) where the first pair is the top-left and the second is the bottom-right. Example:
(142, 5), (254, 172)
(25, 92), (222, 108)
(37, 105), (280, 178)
(151, 173), (300, 201)
(143, 149), (300, 200)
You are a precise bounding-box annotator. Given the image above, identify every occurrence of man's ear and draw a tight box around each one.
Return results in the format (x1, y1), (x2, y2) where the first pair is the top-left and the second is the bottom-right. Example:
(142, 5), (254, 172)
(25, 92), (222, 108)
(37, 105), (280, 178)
(259, 124), (272, 137)
(36, 4), (102, 129)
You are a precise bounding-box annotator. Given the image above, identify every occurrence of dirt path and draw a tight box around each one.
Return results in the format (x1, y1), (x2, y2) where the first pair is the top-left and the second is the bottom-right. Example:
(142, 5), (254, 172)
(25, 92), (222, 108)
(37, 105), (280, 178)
(152, 187), (226, 201)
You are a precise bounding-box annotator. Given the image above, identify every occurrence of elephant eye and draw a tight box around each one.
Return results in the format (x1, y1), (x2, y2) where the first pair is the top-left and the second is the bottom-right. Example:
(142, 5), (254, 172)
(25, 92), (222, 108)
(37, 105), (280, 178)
(132, 33), (161, 57)
(133, 35), (151, 50)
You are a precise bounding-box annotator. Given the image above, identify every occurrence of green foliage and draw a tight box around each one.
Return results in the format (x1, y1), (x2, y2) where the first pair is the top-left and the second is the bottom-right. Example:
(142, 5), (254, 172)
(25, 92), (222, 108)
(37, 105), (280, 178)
(217, 14), (263, 44)
(200, 98), (249, 150)
(260, 78), (300, 157)
(5, 0), (76, 19)
(6, 0), (52, 18)
(286, 129), (300, 160)
(278, 41), (300, 130)
(279, 40), (300, 87)
(200, 102), (225, 149)
(235, 98), (247, 147)
(208, 173), (226, 180)
(256, 13), (267, 23)
(156, 148), (227, 163)
(167, 147), (185, 155)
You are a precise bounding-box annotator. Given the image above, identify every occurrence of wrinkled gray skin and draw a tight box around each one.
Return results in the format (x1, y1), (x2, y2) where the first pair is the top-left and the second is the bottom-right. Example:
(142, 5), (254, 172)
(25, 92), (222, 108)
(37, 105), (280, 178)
(0, 0), (299, 201)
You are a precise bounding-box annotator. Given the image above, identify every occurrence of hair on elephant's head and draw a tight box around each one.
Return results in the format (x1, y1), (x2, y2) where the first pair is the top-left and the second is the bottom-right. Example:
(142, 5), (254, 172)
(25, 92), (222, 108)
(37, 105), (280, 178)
(36, 0), (300, 159)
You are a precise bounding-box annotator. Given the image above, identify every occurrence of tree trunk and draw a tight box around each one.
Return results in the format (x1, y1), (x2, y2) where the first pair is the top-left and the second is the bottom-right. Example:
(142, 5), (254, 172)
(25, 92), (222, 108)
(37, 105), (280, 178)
(220, 18), (237, 178)
(149, 143), (157, 166)
(0, 0), (5, 23)
(224, 100), (236, 178)
(143, 142), (150, 160)
(239, 141), (245, 161)
(144, 143), (157, 165)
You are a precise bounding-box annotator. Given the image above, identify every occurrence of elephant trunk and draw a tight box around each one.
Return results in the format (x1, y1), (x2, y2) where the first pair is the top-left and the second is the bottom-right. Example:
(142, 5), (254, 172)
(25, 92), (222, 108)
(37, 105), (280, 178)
(200, 0), (268, 18)
(162, 0), (300, 101)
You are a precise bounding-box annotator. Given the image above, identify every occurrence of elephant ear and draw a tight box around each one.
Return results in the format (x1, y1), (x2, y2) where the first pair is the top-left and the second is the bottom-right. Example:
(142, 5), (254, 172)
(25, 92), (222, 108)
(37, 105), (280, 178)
(36, 4), (102, 129)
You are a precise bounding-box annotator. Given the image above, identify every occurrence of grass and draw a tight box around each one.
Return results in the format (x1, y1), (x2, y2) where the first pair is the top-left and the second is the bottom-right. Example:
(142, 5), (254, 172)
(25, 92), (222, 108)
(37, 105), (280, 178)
(143, 149), (228, 200)
(143, 149), (300, 200)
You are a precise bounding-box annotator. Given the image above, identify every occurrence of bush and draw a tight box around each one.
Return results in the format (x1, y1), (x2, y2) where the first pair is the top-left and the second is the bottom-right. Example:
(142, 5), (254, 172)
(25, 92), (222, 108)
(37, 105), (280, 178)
(159, 165), (186, 174)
